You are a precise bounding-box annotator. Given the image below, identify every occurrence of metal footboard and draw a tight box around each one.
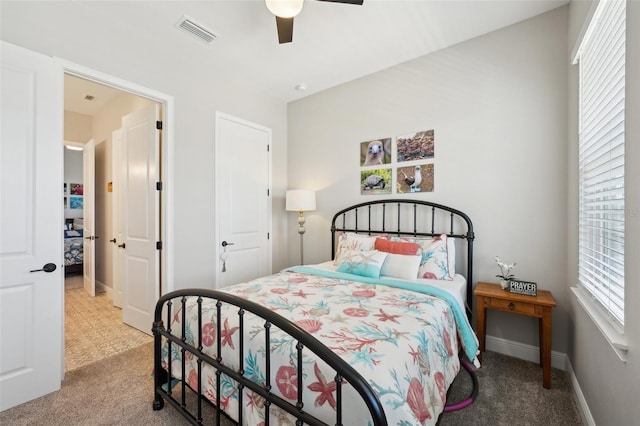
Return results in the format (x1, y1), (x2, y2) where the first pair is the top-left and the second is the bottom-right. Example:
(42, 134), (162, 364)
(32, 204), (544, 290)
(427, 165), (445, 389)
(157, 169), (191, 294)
(152, 288), (387, 426)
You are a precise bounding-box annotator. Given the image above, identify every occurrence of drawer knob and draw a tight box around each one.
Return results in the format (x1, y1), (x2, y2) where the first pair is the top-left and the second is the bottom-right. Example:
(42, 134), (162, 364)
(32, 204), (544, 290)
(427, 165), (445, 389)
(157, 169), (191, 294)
(508, 302), (515, 310)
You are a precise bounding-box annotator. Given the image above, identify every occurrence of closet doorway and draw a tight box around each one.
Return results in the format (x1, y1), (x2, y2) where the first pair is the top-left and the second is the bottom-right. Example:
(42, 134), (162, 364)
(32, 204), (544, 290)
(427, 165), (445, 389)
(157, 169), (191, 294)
(63, 73), (163, 370)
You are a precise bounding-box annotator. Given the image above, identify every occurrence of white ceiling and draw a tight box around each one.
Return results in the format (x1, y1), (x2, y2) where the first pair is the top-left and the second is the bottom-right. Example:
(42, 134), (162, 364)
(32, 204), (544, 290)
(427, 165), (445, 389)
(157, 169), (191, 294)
(29, 0), (569, 113)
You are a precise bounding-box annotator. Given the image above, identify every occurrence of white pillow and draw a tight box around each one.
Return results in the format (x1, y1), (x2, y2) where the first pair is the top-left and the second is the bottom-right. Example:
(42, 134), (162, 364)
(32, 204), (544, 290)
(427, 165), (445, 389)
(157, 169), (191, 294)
(389, 234), (453, 280)
(380, 254), (422, 281)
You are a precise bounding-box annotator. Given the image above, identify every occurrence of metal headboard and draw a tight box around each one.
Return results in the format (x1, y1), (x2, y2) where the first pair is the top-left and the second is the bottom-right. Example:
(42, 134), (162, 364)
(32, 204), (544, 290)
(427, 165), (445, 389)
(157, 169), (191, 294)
(330, 199), (475, 318)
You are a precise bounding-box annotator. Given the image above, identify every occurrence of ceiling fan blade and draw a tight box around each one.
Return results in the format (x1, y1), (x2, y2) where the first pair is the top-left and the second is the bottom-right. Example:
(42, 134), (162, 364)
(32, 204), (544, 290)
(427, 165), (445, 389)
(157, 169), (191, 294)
(316, 0), (364, 4)
(275, 16), (294, 44)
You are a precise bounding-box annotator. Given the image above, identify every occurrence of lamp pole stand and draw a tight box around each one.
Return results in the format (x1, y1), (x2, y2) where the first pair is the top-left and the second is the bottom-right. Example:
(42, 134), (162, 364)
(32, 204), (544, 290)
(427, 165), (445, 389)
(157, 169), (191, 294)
(298, 211), (306, 265)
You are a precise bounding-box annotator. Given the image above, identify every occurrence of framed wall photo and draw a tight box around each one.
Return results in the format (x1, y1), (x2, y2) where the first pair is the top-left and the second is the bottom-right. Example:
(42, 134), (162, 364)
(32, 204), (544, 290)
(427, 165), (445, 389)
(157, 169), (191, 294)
(70, 183), (84, 195)
(396, 129), (434, 163)
(396, 163), (434, 193)
(360, 138), (391, 166)
(361, 168), (392, 195)
(69, 196), (83, 209)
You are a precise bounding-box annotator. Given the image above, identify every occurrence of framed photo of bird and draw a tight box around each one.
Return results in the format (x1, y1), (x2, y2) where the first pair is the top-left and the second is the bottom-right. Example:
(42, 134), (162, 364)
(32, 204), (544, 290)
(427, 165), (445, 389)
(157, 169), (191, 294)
(360, 138), (392, 166)
(396, 129), (434, 162)
(396, 163), (434, 193)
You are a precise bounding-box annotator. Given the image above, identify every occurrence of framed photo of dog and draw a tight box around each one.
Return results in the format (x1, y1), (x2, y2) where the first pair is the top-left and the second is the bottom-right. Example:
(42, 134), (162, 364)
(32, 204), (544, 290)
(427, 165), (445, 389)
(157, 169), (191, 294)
(359, 130), (435, 195)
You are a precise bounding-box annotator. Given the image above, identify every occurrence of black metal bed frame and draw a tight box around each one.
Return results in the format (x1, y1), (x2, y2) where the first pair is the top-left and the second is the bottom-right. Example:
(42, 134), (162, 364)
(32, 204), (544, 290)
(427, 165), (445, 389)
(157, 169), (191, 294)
(331, 199), (475, 318)
(152, 199), (475, 425)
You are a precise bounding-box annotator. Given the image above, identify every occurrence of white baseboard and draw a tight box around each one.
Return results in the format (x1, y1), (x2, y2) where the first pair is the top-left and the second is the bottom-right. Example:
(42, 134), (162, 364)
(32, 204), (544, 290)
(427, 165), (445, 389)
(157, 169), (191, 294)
(485, 335), (566, 370)
(565, 358), (596, 426)
(485, 335), (594, 425)
(95, 280), (112, 298)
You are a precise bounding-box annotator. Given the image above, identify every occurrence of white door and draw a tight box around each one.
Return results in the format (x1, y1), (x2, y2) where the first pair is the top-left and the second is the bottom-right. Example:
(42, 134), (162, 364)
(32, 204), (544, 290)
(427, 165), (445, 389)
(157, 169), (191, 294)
(82, 139), (96, 297)
(0, 41), (63, 411)
(111, 129), (124, 308)
(215, 112), (272, 288)
(121, 105), (159, 334)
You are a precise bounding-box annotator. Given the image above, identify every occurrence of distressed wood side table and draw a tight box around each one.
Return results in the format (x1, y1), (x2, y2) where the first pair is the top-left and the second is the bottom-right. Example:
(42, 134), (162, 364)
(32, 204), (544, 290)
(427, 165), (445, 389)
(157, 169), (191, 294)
(474, 281), (557, 389)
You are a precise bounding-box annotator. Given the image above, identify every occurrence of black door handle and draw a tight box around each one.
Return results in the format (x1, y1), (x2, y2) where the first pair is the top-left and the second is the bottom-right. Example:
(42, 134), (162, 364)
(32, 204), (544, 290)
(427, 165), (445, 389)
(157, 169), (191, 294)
(109, 238), (117, 243)
(118, 243), (126, 249)
(221, 241), (235, 247)
(30, 263), (57, 273)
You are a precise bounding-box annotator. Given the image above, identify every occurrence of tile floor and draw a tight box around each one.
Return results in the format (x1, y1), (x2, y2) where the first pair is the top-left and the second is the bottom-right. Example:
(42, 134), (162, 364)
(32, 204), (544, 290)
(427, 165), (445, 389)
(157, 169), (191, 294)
(64, 274), (152, 371)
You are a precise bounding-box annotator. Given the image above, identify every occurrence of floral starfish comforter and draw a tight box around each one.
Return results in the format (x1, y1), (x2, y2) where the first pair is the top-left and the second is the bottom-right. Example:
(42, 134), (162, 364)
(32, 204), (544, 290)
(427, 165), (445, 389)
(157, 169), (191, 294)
(162, 266), (479, 426)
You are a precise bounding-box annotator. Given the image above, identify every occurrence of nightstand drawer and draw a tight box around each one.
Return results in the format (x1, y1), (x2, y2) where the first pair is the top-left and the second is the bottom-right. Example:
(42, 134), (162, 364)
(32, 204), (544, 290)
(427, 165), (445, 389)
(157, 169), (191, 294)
(489, 298), (535, 315)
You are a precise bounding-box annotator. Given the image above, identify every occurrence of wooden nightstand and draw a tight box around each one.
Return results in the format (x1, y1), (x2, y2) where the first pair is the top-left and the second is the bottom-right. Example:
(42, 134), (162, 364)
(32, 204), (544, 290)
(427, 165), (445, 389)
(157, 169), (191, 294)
(474, 282), (557, 389)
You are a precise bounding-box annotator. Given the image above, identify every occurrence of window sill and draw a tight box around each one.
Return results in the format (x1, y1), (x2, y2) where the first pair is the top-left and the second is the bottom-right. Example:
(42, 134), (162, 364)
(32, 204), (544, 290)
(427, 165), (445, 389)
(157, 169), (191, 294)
(571, 286), (628, 362)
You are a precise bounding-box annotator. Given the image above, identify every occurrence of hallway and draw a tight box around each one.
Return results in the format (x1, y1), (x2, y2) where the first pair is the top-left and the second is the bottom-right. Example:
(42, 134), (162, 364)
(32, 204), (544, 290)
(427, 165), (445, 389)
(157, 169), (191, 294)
(64, 274), (152, 371)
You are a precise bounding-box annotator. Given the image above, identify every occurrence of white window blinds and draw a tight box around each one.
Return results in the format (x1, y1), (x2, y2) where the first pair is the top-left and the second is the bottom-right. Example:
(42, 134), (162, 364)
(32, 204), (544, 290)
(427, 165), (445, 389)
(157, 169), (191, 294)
(576, 0), (625, 326)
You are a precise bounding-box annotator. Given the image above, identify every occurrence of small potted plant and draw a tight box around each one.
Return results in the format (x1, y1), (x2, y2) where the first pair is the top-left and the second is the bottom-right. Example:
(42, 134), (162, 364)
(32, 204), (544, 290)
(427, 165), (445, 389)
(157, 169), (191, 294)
(495, 256), (516, 289)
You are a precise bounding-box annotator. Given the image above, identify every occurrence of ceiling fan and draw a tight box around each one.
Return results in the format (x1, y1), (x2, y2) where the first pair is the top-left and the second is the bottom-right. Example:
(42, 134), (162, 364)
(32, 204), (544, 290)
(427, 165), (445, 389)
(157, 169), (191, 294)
(265, 0), (364, 44)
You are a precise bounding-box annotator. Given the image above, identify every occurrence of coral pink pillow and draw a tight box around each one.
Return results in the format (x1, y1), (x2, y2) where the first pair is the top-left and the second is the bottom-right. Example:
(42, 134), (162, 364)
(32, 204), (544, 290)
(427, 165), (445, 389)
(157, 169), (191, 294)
(374, 238), (420, 255)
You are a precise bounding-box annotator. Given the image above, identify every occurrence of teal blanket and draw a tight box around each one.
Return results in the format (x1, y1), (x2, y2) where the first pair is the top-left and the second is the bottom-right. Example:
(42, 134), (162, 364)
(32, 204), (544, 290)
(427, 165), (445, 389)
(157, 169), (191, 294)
(289, 265), (480, 364)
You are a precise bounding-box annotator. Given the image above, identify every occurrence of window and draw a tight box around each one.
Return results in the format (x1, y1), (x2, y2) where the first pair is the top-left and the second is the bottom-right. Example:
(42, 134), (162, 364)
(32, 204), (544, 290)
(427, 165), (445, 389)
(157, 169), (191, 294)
(575, 0), (625, 326)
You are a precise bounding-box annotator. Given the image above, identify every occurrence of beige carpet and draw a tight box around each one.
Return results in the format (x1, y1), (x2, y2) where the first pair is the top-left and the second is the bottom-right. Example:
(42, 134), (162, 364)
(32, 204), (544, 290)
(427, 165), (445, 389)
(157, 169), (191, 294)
(64, 275), (152, 371)
(0, 341), (583, 426)
(0, 342), (191, 426)
(2, 277), (581, 425)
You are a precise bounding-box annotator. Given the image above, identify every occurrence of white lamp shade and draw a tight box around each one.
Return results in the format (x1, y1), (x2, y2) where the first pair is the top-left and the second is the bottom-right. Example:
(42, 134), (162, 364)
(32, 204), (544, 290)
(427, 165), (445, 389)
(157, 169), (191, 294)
(286, 189), (316, 212)
(265, 0), (304, 18)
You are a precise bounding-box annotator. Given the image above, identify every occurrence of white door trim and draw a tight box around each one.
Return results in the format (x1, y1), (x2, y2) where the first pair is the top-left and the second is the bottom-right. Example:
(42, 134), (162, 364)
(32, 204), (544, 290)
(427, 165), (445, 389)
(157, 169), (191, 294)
(82, 139), (96, 297)
(61, 60), (175, 295)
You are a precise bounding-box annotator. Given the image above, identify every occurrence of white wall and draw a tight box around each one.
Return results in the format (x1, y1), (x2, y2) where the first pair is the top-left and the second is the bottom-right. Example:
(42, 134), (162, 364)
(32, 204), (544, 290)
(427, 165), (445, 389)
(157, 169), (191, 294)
(63, 148), (83, 220)
(1, 2), (290, 290)
(63, 111), (92, 220)
(566, 1), (640, 425)
(289, 7), (570, 353)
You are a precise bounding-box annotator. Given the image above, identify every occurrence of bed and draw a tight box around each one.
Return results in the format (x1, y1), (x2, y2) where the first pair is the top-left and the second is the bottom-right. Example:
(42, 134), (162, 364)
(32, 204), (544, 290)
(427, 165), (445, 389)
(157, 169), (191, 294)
(153, 199), (478, 425)
(64, 219), (84, 275)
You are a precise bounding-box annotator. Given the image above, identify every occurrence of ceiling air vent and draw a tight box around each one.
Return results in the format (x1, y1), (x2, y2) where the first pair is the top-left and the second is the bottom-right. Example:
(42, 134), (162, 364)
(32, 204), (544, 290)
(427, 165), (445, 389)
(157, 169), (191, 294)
(176, 15), (219, 44)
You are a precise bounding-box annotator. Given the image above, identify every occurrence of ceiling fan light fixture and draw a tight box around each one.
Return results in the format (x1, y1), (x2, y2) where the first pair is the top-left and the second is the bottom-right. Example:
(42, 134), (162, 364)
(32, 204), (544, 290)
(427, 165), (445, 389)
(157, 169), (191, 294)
(266, 0), (304, 18)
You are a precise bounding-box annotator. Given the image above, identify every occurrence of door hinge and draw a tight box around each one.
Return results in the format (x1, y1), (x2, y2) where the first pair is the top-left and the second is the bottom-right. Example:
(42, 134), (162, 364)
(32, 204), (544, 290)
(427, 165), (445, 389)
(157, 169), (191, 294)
(156, 182), (163, 191)
(156, 241), (163, 250)
(156, 121), (163, 130)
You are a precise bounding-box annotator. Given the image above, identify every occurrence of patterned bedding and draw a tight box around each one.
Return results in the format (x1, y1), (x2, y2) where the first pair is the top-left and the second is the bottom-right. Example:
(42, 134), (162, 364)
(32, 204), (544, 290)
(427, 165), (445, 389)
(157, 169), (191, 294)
(64, 229), (83, 266)
(162, 266), (478, 425)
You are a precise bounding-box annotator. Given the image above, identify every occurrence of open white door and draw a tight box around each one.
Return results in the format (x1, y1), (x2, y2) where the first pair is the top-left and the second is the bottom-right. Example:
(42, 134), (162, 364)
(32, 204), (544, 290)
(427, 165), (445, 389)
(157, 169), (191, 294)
(111, 129), (124, 308)
(82, 139), (96, 297)
(0, 41), (63, 411)
(215, 112), (272, 289)
(121, 105), (159, 335)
